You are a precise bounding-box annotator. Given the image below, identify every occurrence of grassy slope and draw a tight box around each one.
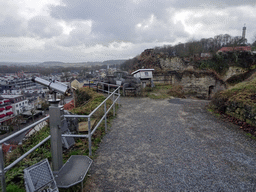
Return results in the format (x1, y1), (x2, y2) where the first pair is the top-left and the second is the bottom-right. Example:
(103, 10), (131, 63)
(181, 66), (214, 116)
(215, 74), (256, 108)
(210, 73), (256, 134)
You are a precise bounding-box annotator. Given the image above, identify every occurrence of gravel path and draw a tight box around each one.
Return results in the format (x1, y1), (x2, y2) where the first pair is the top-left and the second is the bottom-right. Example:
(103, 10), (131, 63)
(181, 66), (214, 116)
(84, 97), (256, 191)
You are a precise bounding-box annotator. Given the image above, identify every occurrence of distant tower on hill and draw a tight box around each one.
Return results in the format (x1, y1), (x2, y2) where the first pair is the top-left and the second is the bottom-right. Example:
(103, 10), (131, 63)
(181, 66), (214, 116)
(242, 24), (246, 39)
(242, 24), (247, 44)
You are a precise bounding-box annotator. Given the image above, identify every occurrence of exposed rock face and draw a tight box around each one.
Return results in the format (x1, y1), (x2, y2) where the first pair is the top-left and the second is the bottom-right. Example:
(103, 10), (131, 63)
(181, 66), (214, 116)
(159, 57), (186, 71)
(223, 67), (247, 81)
(178, 72), (225, 99)
(153, 71), (226, 99)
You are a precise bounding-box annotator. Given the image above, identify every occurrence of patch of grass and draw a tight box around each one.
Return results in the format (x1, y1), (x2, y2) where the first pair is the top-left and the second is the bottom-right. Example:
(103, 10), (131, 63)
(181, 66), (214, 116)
(6, 184), (26, 192)
(207, 108), (214, 113)
(244, 132), (256, 140)
(71, 88), (113, 120)
(207, 107), (221, 117)
(141, 84), (185, 99)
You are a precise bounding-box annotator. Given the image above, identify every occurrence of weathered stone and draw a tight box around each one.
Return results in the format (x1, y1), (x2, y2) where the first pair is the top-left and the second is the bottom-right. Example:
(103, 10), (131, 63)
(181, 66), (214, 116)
(153, 70), (226, 99)
(159, 57), (185, 71)
(223, 67), (247, 81)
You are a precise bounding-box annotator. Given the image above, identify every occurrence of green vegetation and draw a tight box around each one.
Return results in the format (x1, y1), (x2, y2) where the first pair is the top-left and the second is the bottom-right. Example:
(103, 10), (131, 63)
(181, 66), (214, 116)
(72, 87), (113, 119)
(197, 54), (229, 74)
(6, 184), (25, 192)
(5, 126), (51, 190)
(4, 87), (116, 191)
(141, 84), (185, 99)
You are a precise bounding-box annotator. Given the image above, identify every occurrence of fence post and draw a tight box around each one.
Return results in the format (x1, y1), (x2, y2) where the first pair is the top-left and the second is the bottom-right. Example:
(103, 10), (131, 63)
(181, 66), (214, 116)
(104, 102), (107, 133)
(118, 87), (120, 106)
(0, 145), (6, 192)
(113, 92), (115, 117)
(88, 117), (92, 156)
(49, 100), (63, 173)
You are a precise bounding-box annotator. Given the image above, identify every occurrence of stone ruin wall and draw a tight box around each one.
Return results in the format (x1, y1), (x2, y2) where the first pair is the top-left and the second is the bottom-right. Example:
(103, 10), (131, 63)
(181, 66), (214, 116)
(153, 71), (226, 99)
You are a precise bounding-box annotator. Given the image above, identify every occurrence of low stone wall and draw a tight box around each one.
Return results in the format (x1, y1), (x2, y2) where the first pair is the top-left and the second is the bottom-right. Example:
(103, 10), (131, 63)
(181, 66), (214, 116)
(225, 101), (256, 126)
(26, 120), (48, 137)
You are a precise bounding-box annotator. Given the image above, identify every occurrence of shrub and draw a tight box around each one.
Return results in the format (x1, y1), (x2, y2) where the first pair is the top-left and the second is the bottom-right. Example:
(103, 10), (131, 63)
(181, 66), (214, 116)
(168, 85), (185, 98)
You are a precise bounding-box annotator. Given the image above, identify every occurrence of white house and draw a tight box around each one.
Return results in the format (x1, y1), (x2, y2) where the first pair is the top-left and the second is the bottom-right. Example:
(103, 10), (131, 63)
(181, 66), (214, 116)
(131, 69), (155, 88)
(131, 69), (154, 79)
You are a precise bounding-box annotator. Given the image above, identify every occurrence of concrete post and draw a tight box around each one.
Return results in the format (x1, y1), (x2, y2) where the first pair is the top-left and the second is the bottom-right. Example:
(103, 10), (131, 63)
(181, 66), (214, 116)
(49, 100), (63, 173)
(0, 146), (6, 192)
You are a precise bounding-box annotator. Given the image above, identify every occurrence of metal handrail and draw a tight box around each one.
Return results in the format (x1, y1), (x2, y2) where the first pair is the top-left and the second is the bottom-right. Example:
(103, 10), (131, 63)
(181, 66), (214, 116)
(0, 84), (120, 192)
(0, 116), (49, 145)
(4, 135), (51, 172)
(63, 86), (121, 156)
(97, 82), (121, 95)
(88, 86), (119, 117)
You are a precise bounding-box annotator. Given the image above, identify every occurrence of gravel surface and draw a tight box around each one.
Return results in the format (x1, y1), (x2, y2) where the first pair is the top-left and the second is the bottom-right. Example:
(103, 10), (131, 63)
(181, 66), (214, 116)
(84, 97), (256, 191)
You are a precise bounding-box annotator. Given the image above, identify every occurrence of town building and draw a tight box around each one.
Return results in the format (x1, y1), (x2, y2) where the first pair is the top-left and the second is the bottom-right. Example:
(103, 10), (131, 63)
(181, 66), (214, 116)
(0, 96), (14, 125)
(1, 95), (29, 116)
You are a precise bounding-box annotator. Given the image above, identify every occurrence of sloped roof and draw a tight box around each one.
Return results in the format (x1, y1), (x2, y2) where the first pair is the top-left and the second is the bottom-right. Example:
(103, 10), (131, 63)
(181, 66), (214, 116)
(64, 100), (74, 110)
(218, 46), (251, 52)
(131, 69), (155, 75)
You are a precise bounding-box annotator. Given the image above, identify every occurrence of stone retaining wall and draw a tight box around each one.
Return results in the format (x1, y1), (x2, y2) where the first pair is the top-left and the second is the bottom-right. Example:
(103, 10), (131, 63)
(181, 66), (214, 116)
(225, 101), (256, 126)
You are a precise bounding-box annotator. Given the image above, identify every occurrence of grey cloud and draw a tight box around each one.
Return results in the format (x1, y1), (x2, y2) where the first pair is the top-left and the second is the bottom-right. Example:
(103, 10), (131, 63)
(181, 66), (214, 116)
(28, 16), (63, 38)
(0, 16), (26, 37)
(184, 7), (256, 41)
(50, 0), (256, 46)
(50, 0), (174, 43)
(171, 0), (256, 8)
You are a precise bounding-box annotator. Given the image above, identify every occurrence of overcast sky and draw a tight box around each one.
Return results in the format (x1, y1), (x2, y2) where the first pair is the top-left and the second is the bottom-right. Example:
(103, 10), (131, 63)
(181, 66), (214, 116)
(1, 0), (256, 63)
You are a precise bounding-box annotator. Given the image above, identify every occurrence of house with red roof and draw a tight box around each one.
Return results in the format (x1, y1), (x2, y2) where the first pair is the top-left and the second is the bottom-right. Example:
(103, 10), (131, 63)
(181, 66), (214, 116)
(217, 46), (251, 53)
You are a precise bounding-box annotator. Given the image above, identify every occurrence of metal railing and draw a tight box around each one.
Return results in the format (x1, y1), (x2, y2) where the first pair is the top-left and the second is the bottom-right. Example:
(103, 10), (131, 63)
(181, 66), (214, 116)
(0, 85), (121, 192)
(96, 81), (121, 96)
(63, 85), (121, 156)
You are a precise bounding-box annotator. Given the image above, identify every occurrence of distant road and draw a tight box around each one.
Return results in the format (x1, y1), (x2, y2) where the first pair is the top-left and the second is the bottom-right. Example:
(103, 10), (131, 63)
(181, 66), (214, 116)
(84, 97), (256, 191)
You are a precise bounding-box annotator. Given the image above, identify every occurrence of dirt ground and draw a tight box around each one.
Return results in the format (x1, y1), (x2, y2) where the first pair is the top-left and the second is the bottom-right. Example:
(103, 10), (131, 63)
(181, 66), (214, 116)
(84, 97), (256, 191)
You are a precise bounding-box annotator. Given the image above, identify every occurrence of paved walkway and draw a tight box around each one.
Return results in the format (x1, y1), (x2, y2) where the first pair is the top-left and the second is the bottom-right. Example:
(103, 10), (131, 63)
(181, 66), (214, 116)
(84, 97), (256, 191)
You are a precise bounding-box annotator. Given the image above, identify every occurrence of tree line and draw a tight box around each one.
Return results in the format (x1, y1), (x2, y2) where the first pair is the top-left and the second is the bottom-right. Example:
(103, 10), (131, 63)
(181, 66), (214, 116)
(121, 33), (256, 73)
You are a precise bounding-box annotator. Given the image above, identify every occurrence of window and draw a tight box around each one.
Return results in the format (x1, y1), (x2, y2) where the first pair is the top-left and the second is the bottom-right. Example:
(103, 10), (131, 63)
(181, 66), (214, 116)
(16, 104), (18, 107)
(145, 72), (149, 76)
(19, 103), (21, 106)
